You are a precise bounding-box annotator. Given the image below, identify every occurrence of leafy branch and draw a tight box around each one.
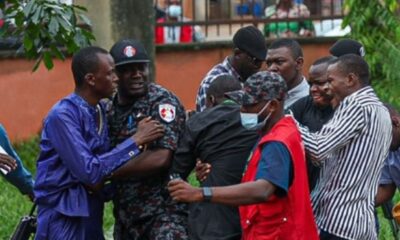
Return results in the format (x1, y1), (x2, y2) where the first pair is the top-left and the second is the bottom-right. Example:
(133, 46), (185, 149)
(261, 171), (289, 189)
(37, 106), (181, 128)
(343, 0), (400, 106)
(0, 0), (95, 71)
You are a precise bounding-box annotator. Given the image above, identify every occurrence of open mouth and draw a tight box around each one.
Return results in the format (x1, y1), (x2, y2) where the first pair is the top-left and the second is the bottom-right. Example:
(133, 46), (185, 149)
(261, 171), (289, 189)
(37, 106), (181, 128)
(129, 81), (144, 90)
(311, 93), (322, 101)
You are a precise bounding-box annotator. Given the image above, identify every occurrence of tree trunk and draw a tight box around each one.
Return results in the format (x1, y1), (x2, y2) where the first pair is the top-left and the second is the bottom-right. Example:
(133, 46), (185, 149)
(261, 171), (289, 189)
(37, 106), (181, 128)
(110, 0), (156, 81)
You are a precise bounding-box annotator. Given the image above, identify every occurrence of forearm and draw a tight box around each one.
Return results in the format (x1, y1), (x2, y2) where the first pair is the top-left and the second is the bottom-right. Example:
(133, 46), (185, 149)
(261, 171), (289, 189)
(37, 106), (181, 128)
(375, 183), (396, 206)
(169, 149), (197, 179)
(112, 149), (172, 179)
(300, 104), (364, 161)
(208, 180), (276, 206)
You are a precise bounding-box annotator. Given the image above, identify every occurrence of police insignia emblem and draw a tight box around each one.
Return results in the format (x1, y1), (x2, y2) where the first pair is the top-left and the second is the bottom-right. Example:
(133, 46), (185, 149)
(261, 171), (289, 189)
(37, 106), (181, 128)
(123, 46), (136, 57)
(159, 104), (176, 123)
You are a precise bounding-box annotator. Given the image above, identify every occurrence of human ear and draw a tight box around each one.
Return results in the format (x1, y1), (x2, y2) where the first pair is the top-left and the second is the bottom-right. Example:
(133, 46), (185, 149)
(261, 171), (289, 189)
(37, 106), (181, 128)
(346, 73), (358, 87)
(268, 99), (279, 112)
(209, 95), (216, 106)
(233, 48), (242, 59)
(85, 73), (95, 86)
(295, 57), (304, 70)
(205, 95), (215, 108)
(392, 116), (400, 128)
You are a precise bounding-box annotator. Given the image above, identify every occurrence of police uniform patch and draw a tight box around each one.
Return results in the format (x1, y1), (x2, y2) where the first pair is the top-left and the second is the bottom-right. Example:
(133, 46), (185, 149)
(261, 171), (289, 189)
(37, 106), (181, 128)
(123, 46), (136, 57)
(159, 104), (176, 123)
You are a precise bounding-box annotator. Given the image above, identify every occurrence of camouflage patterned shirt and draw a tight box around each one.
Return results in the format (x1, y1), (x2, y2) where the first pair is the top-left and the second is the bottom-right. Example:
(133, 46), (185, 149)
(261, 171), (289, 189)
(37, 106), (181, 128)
(105, 83), (187, 227)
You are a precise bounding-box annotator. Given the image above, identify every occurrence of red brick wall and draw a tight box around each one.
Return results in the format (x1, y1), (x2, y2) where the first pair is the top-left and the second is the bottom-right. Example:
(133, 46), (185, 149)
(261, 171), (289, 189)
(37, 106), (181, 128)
(0, 40), (332, 141)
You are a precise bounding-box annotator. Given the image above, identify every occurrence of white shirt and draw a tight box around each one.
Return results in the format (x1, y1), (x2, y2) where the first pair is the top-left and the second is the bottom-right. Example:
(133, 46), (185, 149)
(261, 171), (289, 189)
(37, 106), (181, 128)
(285, 77), (309, 109)
(164, 26), (182, 44)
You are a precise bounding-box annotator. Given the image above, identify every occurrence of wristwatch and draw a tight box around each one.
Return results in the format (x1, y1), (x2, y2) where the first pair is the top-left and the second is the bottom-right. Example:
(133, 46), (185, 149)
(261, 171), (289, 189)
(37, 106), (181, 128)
(202, 187), (213, 202)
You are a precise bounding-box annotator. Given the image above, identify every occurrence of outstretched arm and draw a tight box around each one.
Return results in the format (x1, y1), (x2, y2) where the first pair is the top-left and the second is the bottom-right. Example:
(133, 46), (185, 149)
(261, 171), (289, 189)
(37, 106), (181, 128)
(46, 110), (164, 185)
(168, 179), (276, 206)
(0, 124), (33, 195)
(299, 101), (365, 162)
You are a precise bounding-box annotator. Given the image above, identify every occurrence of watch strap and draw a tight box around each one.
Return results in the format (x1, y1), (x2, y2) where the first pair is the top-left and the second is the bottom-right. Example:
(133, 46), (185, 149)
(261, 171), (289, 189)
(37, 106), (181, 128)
(202, 187), (213, 202)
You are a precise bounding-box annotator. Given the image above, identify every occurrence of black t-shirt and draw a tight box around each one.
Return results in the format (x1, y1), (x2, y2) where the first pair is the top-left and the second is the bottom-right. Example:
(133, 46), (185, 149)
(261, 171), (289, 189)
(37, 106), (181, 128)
(288, 95), (334, 191)
(171, 102), (259, 240)
(289, 95), (334, 132)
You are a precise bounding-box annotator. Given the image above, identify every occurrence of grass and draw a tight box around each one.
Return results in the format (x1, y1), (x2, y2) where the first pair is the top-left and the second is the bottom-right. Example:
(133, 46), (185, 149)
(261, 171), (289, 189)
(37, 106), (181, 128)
(0, 137), (398, 239)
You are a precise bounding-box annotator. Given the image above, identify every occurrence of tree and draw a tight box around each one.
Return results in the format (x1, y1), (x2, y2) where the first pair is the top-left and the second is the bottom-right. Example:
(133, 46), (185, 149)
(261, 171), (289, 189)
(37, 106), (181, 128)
(343, 0), (400, 106)
(110, 0), (155, 81)
(0, 0), (95, 71)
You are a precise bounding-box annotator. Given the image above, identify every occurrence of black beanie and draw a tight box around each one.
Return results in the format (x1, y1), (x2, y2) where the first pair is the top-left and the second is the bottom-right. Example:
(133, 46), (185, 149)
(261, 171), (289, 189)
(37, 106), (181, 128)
(330, 39), (365, 57)
(232, 25), (267, 60)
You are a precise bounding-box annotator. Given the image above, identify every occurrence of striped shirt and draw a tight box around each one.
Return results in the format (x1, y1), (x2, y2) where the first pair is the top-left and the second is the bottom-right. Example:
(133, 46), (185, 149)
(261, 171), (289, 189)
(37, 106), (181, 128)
(299, 86), (392, 239)
(195, 57), (241, 112)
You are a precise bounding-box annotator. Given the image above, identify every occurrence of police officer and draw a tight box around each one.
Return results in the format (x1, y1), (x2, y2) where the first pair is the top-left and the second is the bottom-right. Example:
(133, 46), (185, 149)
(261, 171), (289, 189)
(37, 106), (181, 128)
(106, 39), (188, 240)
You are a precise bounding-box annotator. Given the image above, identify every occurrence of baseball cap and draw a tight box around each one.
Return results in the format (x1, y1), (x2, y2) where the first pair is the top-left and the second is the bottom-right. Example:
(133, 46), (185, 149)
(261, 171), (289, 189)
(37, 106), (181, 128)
(330, 39), (365, 57)
(110, 39), (150, 66)
(233, 25), (267, 61)
(226, 71), (287, 105)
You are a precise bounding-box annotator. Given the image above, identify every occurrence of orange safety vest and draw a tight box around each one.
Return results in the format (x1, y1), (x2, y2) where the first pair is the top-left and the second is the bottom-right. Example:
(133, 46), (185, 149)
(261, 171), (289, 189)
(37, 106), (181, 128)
(239, 116), (318, 240)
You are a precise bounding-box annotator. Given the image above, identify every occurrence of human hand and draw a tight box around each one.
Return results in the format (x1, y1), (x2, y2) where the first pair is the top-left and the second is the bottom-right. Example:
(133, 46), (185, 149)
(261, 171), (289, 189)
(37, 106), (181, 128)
(195, 160), (211, 182)
(168, 179), (202, 202)
(185, 110), (196, 119)
(132, 117), (165, 146)
(0, 153), (17, 174)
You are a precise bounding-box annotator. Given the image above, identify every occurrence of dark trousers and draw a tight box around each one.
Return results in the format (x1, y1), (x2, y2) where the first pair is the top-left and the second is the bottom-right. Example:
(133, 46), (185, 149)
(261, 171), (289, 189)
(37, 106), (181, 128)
(319, 230), (348, 240)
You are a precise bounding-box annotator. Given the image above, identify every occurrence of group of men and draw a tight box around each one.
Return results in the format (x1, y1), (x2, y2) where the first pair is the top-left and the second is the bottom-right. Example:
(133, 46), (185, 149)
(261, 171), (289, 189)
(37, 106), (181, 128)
(171, 26), (391, 240)
(1, 24), (399, 240)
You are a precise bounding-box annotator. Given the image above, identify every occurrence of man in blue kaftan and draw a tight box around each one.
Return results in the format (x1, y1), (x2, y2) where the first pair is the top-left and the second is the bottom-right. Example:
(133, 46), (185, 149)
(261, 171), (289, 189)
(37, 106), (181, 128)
(33, 46), (164, 239)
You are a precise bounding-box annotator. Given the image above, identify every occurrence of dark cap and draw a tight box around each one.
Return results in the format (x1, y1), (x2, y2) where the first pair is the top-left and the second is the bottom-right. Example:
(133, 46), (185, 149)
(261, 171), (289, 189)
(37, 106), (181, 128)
(233, 25), (267, 61)
(330, 39), (365, 57)
(226, 71), (287, 105)
(110, 39), (150, 66)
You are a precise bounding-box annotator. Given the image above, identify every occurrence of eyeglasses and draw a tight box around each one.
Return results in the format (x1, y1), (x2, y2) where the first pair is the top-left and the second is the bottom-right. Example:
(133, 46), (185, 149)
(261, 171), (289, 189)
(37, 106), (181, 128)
(241, 49), (264, 67)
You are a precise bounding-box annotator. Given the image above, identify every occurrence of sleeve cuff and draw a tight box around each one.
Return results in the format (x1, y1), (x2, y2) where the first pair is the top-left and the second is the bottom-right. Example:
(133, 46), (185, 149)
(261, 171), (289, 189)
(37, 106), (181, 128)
(102, 138), (142, 176)
(379, 178), (394, 185)
(120, 138), (142, 157)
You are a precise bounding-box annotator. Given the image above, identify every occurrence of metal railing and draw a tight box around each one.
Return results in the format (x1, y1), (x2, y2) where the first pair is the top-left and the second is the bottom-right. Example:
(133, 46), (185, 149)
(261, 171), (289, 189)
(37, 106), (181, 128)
(155, 0), (346, 43)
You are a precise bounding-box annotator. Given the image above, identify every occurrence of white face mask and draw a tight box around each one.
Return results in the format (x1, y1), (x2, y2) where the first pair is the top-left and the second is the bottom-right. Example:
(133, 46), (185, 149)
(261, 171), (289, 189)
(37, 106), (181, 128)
(240, 101), (272, 130)
(167, 5), (182, 18)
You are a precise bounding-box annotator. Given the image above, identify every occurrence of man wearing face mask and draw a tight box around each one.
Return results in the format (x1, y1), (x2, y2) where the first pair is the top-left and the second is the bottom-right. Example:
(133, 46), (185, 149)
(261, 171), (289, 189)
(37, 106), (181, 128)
(170, 74), (259, 240)
(155, 0), (196, 44)
(169, 71), (319, 240)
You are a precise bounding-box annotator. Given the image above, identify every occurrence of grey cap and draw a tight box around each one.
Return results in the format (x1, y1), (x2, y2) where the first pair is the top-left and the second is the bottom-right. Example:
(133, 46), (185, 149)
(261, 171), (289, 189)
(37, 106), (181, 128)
(226, 71), (287, 105)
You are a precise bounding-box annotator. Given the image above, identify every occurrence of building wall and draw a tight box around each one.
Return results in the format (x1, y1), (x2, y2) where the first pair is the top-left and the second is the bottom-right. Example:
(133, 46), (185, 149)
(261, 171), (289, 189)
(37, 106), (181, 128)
(0, 59), (74, 141)
(156, 40), (332, 110)
(0, 40), (332, 141)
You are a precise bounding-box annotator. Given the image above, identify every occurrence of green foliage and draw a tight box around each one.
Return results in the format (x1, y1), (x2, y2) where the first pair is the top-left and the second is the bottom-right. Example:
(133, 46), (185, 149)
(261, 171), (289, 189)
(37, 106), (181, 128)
(13, 136), (40, 174)
(0, 137), (114, 239)
(0, 137), (398, 239)
(0, 0), (95, 71)
(343, 0), (400, 107)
